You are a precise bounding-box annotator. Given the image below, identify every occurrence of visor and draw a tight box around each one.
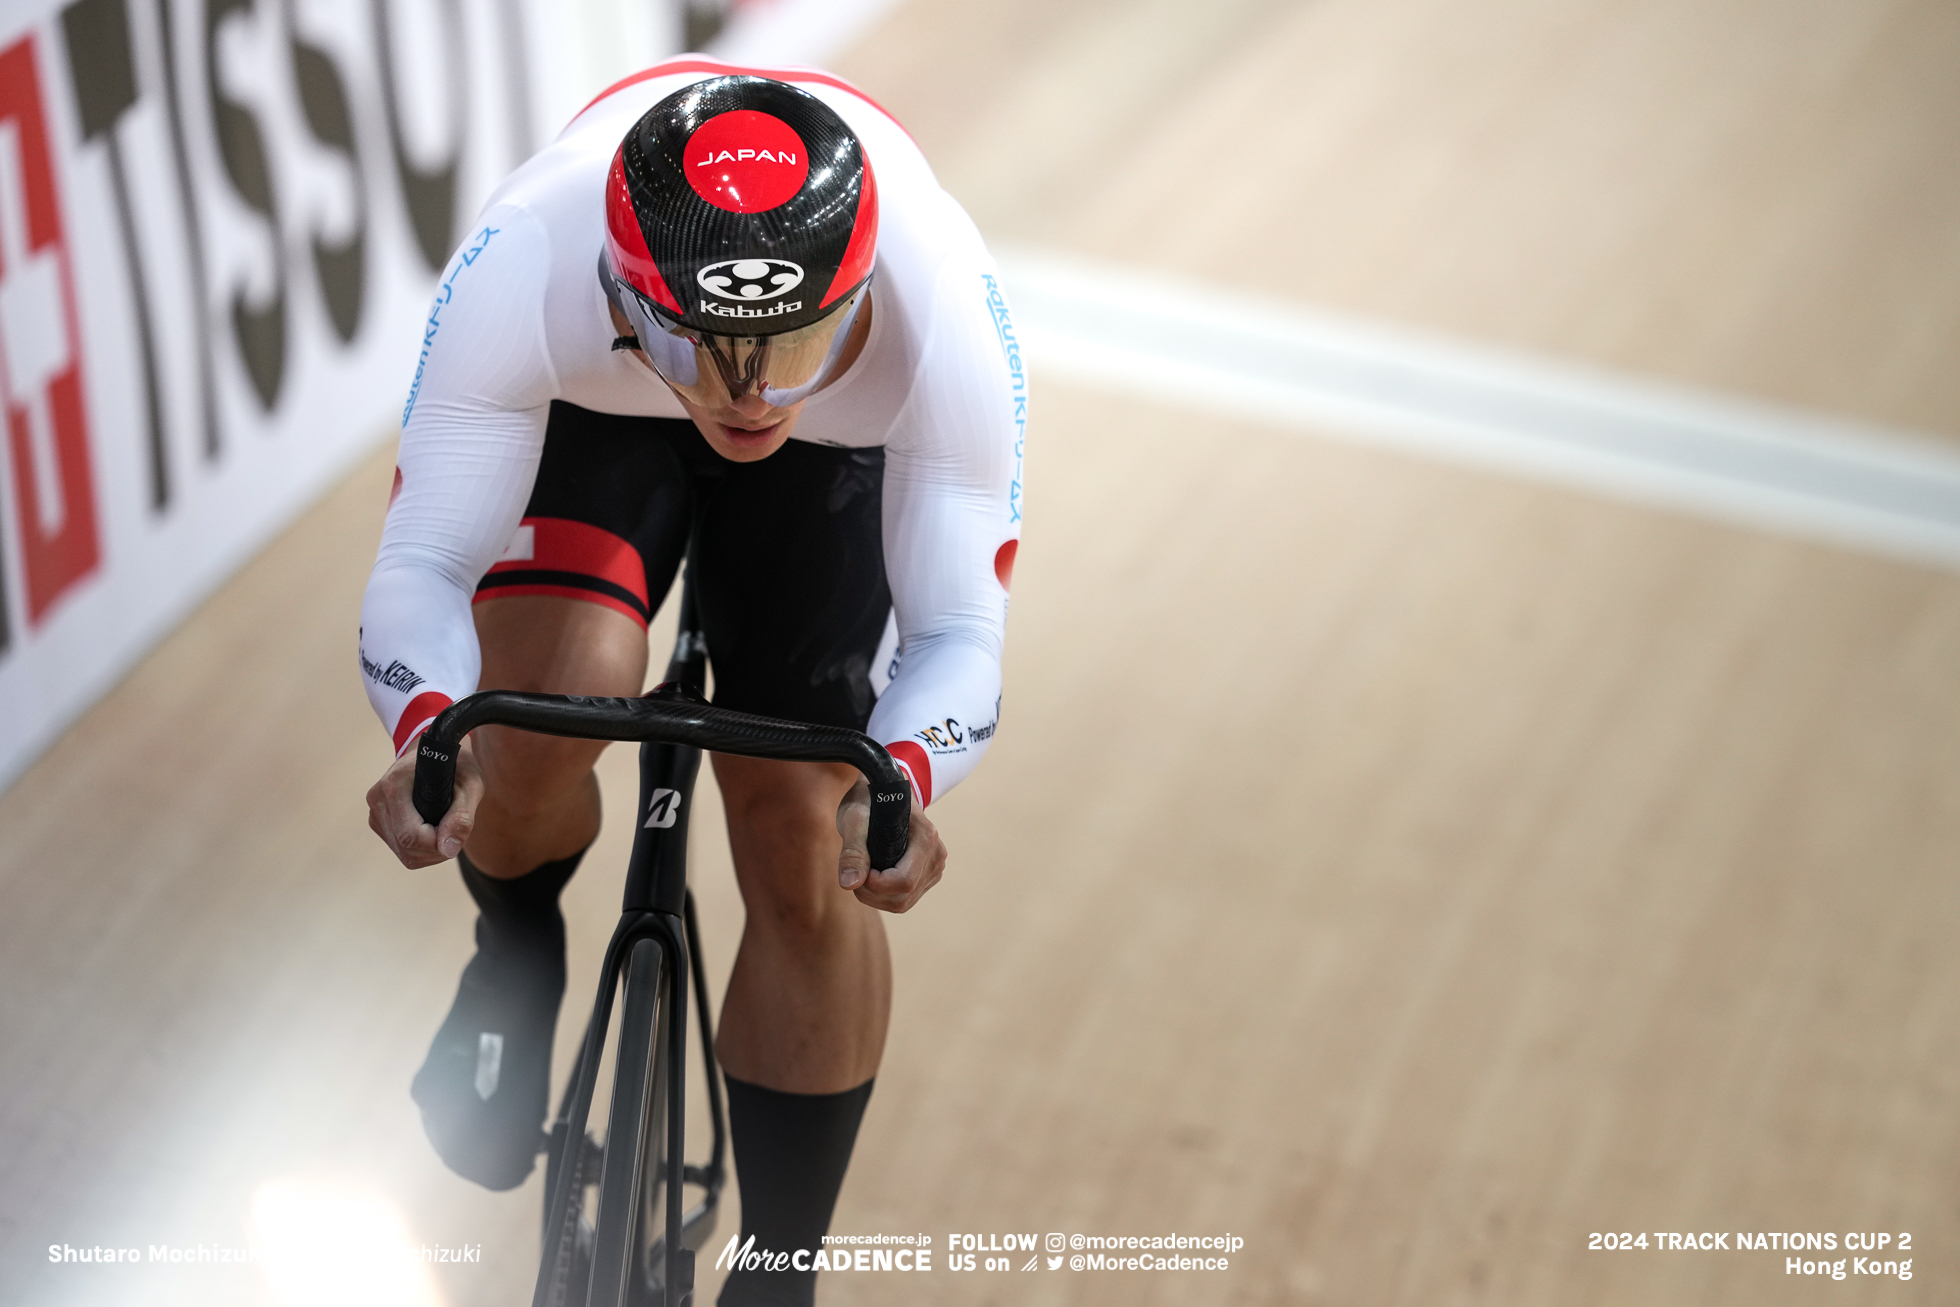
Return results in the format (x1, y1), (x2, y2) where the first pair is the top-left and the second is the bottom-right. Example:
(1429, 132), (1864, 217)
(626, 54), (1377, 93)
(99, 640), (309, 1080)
(608, 259), (867, 411)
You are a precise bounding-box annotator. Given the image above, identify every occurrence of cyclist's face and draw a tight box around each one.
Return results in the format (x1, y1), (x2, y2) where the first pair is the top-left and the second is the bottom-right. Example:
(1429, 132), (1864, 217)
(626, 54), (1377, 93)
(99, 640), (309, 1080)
(608, 294), (872, 464)
(674, 387), (804, 463)
(604, 301), (791, 460)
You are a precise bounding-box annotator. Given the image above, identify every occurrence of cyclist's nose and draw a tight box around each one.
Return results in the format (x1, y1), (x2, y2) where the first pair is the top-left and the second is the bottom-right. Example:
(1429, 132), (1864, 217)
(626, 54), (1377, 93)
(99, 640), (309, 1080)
(723, 393), (778, 422)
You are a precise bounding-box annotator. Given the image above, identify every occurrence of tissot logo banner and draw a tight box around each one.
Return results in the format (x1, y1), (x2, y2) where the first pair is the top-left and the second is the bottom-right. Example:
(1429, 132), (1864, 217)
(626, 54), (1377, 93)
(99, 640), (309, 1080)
(697, 257), (804, 301)
(682, 110), (809, 212)
(0, 0), (560, 791)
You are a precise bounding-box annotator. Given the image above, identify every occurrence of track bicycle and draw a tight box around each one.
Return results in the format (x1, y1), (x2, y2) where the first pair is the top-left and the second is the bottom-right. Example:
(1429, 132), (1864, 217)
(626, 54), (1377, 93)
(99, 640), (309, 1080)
(412, 576), (912, 1307)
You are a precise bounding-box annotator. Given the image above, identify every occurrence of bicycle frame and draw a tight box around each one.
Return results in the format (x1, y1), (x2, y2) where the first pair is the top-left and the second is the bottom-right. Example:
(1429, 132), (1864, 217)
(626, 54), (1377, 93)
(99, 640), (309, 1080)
(540, 584), (719, 1307)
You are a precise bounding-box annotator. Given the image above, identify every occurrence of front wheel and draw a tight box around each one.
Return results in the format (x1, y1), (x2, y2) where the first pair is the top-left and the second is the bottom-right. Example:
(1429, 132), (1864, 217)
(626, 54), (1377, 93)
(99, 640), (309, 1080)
(589, 936), (676, 1306)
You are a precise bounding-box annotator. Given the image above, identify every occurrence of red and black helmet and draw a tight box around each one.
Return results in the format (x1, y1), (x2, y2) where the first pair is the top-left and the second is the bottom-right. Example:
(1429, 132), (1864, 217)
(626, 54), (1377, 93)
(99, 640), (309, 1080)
(605, 75), (879, 338)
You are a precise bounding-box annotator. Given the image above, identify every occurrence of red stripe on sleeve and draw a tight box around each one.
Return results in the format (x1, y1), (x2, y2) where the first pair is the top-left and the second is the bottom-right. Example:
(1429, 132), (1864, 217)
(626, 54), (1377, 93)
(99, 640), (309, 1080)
(393, 691), (455, 756)
(486, 518), (649, 606)
(885, 740), (932, 809)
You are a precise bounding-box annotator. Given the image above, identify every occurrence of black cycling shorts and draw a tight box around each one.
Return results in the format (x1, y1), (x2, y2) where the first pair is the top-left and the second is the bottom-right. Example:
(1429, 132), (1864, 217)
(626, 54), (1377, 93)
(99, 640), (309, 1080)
(474, 401), (891, 730)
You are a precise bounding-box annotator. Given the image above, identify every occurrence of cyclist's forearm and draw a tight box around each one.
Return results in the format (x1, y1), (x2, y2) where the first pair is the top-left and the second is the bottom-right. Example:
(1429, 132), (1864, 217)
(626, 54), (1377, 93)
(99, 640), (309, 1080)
(867, 633), (1002, 807)
(876, 485), (1014, 809)
(360, 562), (480, 754)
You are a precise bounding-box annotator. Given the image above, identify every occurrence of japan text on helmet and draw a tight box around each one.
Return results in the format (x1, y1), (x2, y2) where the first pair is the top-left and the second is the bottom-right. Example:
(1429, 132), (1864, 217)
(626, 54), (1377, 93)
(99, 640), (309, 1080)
(604, 75), (878, 357)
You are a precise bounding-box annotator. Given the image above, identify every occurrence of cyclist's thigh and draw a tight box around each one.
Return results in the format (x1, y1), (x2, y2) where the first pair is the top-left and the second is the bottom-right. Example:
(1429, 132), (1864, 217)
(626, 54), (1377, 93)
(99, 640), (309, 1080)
(473, 596), (647, 799)
(686, 437), (892, 898)
(470, 402), (703, 793)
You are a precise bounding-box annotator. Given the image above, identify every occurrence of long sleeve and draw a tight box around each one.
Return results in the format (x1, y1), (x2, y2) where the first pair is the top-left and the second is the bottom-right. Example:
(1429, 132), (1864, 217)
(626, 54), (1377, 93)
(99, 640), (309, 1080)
(866, 255), (1025, 805)
(359, 209), (559, 752)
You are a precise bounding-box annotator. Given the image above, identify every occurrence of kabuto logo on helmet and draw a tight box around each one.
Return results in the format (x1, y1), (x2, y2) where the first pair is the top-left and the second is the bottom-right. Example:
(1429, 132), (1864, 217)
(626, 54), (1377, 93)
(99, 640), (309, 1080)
(697, 258), (805, 301)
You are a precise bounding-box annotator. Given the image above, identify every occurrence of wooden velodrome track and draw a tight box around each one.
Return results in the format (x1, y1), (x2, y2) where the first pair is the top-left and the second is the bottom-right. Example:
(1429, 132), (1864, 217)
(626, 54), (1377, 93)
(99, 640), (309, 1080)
(6, 0), (1958, 1303)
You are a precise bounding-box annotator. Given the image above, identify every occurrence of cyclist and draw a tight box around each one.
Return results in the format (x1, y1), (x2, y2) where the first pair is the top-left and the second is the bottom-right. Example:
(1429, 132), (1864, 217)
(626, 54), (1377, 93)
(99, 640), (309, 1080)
(359, 58), (1022, 1305)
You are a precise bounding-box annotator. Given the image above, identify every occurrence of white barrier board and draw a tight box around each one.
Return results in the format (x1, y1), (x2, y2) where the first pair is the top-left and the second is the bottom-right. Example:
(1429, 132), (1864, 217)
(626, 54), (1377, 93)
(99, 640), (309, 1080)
(0, 0), (687, 789)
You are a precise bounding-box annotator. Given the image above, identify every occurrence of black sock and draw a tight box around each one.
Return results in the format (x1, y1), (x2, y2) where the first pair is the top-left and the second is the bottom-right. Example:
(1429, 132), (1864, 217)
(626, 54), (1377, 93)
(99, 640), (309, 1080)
(717, 1075), (874, 1307)
(458, 845), (586, 953)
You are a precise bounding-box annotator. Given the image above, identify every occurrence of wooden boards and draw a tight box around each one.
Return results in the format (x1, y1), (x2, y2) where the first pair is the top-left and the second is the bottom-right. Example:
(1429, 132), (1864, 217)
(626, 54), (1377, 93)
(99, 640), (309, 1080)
(3, 1), (1955, 1304)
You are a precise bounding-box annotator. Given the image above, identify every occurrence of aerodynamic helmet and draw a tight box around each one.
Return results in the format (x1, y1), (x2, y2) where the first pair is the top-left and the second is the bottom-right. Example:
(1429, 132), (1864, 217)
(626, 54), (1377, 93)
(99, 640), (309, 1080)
(603, 75), (878, 409)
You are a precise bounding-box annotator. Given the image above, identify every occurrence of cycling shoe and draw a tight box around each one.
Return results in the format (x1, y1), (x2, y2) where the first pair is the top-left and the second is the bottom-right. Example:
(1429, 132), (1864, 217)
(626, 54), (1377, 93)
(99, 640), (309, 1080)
(412, 852), (579, 1190)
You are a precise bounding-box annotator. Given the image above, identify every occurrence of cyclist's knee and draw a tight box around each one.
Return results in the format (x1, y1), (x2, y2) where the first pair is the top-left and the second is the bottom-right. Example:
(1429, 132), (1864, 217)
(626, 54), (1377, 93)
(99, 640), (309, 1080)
(732, 805), (846, 937)
(715, 755), (858, 939)
(475, 727), (604, 816)
(741, 846), (850, 941)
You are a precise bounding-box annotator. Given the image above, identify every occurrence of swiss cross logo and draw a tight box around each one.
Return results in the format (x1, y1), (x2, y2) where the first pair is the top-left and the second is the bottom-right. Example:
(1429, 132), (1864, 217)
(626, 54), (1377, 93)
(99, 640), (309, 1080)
(0, 33), (100, 636)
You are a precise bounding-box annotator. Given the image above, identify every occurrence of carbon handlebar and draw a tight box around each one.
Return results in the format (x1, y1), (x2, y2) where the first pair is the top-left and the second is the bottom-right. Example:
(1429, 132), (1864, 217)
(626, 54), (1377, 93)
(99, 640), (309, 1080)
(410, 690), (913, 870)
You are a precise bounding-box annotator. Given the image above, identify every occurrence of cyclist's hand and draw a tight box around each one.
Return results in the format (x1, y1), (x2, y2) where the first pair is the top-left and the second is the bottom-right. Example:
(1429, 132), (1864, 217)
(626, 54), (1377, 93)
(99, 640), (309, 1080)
(836, 778), (945, 913)
(366, 734), (484, 868)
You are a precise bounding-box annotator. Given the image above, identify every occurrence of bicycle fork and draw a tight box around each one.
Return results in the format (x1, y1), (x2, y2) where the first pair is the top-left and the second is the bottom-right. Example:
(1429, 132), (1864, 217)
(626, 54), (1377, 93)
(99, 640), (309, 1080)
(537, 727), (728, 1307)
